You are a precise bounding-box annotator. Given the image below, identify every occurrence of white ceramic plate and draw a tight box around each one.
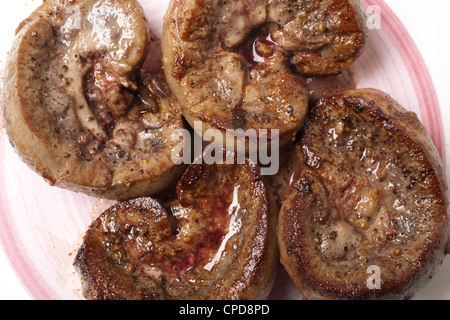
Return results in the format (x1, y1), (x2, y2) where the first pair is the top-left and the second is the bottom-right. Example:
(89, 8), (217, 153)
(0, 0), (448, 300)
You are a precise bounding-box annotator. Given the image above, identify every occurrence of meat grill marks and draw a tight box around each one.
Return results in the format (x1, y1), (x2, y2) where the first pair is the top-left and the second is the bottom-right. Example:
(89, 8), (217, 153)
(163, 0), (367, 149)
(1, 0), (187, 200)
(278, 89), (449, 300)
(74, 161), (279, 300)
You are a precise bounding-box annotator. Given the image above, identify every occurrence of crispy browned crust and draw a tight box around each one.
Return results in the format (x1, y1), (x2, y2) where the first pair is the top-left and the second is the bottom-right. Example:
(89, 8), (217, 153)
(278, 88), (449, 300)
(74, 160), (279, 300)
(2, 0), (186, 200)
(162, 0), (367, 151)
(15, 0), (149, 77)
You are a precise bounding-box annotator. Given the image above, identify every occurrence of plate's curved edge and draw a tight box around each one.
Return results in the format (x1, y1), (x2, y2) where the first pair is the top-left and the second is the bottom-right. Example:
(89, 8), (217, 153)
(367, 0), (446, 167)
(0, 134), (57, 300)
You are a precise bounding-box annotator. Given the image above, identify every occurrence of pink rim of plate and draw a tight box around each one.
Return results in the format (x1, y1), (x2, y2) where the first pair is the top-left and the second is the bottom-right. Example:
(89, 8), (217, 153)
(0, 0), (446, 300)
(365, 0), (446, 164)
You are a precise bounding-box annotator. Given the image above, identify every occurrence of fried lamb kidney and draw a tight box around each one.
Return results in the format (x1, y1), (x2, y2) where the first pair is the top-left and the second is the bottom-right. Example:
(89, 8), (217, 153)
(162, 0), (367, 150)
(74, 160), (278, 300)
(1, 0), (186, 200)
(278, 89), (449, 300)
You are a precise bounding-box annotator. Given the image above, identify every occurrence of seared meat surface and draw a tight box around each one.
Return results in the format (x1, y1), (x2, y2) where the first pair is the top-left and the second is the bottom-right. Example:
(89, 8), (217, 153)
(278, 89), (449, 300)
(2, 0), (186, 200)
(74, 160), (278, 300)
(162, 0), (367, 150)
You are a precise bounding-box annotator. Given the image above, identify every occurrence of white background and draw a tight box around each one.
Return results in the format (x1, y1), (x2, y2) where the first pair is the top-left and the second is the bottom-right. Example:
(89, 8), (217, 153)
(0, 0), (449, 300)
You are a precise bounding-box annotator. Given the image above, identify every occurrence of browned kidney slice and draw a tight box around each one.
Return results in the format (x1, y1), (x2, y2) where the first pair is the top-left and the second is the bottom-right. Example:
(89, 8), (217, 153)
(278, 89), (449, 300)
(74, 160), (278, 300)
(1, 0), (186, 200)
(162, 0), (367, 150)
